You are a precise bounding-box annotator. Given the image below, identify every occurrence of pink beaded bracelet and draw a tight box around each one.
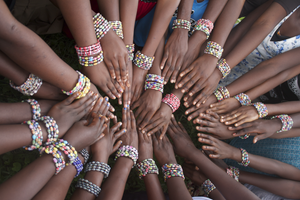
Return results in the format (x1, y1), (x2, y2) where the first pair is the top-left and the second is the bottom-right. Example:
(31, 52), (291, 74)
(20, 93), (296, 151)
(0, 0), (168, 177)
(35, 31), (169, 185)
(193, 19), (214, 39)
(162, 93), (180, 113)
(93, 13), (111, 40)
(75, 41), (102, 57)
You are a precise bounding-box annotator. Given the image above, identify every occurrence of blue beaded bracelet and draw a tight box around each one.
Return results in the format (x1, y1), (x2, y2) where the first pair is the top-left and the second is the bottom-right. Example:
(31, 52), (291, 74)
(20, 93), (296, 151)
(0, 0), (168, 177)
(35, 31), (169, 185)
(73, 156), (83, 177)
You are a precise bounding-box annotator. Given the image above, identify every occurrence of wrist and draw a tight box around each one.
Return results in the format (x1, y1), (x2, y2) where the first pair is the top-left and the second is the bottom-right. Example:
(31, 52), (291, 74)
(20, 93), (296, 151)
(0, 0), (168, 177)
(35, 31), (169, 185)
(92, 154), (109, 164)
(232, 148), (242, 162)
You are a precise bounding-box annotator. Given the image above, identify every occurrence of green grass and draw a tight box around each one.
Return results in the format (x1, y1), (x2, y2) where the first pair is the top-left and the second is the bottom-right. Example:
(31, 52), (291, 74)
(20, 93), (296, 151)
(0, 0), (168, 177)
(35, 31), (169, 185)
(0, 33), (200, 199)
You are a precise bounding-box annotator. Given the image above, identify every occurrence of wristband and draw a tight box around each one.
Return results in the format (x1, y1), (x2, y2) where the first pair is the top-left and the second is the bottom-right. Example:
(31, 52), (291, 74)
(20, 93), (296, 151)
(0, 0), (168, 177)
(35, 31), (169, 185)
(23, 120), (43, 151)
(78, 53), (104, 67)
(93, 13), (111, 40)
(253, 102), (268, 118)
(234, 93), (251, 106)
(10, 74), (42, 96)
(133, 51), (155, 70)
(41, 144), (65, 174)
(136, 158), (159, 179)
(22, 99), (41, 120)
(204, 41), (223, 59)
(79, 148), (90, 165)
(218, 86), (230, 99)
(115, 145), (139, 166)
(75, 41), (102, 57)
(145, 74), (164, 84)
(109, 21), (123, 39)
(172, 19), (191, 30)
(238, 148), (250, 167)
(62, 71), (90, 99)
(144, 81), (163, 93)
(85, 161), (111, 178)
(239, 133), (250, 140)
(75, 178), (101, 197)
(201, 179), (216, 197)
(161, 163), (184, 182)
(271, 114), (293, 133)
(226, 166), (239, 182)
(126, 44), (135, 61)
(217, 58), (231, 79)
(37, 116), (59, 145)
(54, 139), (78, 165)
(73, 156), (84, 177)
(162, 93), (180, 113)
(213, 89), (224, 102)
(193, 19), (214, 39)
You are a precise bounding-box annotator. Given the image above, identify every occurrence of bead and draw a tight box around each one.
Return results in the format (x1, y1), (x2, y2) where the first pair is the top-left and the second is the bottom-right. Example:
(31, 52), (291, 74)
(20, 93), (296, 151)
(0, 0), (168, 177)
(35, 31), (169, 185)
(23, 120), (43, 151)
(161, 163), (184, 182)
(253, 102), (268, 118)
(162, 93), (180, 113)
(75, 41), (102, 56)
(234, 93), (251, 106)
(145, 74), (164, 84)
(109, 21), (123, 39)
(238, 148), (250, 167)
(73, 156), (83, 177)
(85, 161), (111, 178)
(172, 19), (191, 30)
(126, 44), (135, 61)
(115, 145), (139, 166)
(217, 58), (231, 79)
(213, 89), (224, 102)
(10, 74), (42, 96)
(201, 179), (216, 196)
(93, 13), (111, 40)
(271, 114), (293, 133)
(79, 149), (90, 165)
(204, 41), (223, 59)
(75, 178), (101, 197)
(226, 166), (239, 182)
(133, 51), (155, 70)
(22, 99), (41, 120)
(192, 19), (214, 39)
(136, 158), (159, 179)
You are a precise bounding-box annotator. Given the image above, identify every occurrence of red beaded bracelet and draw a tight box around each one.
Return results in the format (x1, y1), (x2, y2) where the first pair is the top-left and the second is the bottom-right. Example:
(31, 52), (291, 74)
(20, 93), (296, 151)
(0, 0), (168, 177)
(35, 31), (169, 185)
(162, 93), (180, 113)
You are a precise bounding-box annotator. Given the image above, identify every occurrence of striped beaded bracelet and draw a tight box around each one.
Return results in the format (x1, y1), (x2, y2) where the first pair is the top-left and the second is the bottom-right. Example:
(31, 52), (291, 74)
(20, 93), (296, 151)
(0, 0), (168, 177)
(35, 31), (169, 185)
(38, 116), (59, 145)
(115, 145), (139, 166)
(161, 163), (184, 182)
(22, 99), (41, 120)
(54, 139), (78, 165)
(136, 158), (159, 179)
(238, 148), (250, 167)
(85, 161), (111, 178)
(93, 13), (111, 40)
(201, 179), (216, 197)
(75, 178), (101, 197)
(234, 93), (251, 106)
(126, 44), (135, 61)
(192, 19), (214, 39)
(73, 156), (84, 177)
(218, 86), (230, 99)
(10, 74), (42, 96)
(62, 71), (90, 99)
(226, 166), (239, 182)
(172, 19), (191, 30)
(213, 89), (223, 102)
(78, 53), (104, 67)
(144, 81), (163, 93)
(146, 74), (164, 84)
(79, 148), (90, 165)
(162, 93), (180, 113)
(133, 51), (155, 70)
(109, 21), (123, 39)
(75, 41), (102, 57)
(253, 102), (268, 118)
(41, 144), (66, 174)
(204, 41), (223, 59)
(23, 120), (43, 151)
(217, 58), (231, 79)
(271, 114), (293, 133)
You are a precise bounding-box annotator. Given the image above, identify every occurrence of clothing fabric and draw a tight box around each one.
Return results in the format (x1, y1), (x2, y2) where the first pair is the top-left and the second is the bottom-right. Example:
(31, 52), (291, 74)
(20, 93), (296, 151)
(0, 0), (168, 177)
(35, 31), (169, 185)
(136, 1), (157, 20)
(192, 197), (212, 200)
(240, 0), (268, 17)
(244, 184), (294, 200)
(134, 0), (209, 47)
(275, 0), (300, 15)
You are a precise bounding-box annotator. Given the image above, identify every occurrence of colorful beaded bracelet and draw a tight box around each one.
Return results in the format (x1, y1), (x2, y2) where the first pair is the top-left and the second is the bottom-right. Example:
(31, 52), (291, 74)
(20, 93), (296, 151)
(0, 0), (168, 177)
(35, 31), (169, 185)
(239, 133), (250, 140)
(62, 71), (85, 95)
(204, 41), (223, 59)
(73, 156), (84, 177)
(218, 86), (230, 99)
(146, 74), (164, 84)
(217, 58), (231, 79)
(126, 44), (135, 61)
(93, 13), (111, 40)
(85, 161), (111, 178)
(77, 76), (91, 99)
(136, 158), (159, 179)
(37, 116), (59, 145)
(213, 89), (224, 102)
(271, 114), (293, 133)
(253, 102), (268, 118)
(75, 178), (101, 197)
(79, 148), (90, 165)
(144, 81), (164, 93)
(109, 21), (123, 39)
(133, 51), (155, 70)
(78, 53), (104, 67)
(162, 93), (180, 113)
(201, 179), (216, 197)
(238, 148), (250, 167)
(172, 19), (191, 30)
(23, 99), (41, 120)
(161, 163), (185, 182)
(54, 139), (78, 165)
(42, 144), (66, 174)
(23, 120), (43, 151)
(115, 145), (139, 166)
(75, 41), (102, 57)
(234, 93), (251, 106)
(193, 19), (214, 39)
(226, 166), (239, 182)
(10, 74), (42, 96)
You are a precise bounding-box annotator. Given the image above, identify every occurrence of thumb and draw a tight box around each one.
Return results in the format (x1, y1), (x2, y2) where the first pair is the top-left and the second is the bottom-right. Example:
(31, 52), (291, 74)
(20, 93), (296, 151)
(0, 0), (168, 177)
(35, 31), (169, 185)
(253, 134), (267, 144)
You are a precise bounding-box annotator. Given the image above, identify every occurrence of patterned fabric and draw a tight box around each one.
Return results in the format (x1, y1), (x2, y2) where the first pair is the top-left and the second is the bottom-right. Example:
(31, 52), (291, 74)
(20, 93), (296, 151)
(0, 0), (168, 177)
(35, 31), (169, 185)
(219, 5), (300, 87)
(244, 184), (294, 200)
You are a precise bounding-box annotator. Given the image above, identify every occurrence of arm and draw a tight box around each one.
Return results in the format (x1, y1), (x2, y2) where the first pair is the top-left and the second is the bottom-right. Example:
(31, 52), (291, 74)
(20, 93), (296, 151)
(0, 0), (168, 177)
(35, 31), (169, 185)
(96, 0), (120, 21)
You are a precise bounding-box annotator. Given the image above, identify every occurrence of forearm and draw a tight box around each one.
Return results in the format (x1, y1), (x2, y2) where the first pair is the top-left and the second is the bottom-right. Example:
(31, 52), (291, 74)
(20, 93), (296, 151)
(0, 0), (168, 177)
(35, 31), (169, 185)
(97, 0), (120, 21)
(209, 189), (226, 200)
(166, 177), (192, 200)
(143, 174), (166, 200)
(176, 0), (193, 21)
(149, 37), (165, 75)
(267, 101), (300, 116)
(120, 0), (138, 44)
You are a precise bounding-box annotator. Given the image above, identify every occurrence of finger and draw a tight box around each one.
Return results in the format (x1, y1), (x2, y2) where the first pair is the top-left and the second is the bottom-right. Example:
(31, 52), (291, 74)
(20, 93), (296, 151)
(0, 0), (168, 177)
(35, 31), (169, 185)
(162, 59), (172, 83)
(122, 86), (130, 108)
(187, 82), (205, 102)
(72, 91), (95, 109)
(136, 108), (148, 126)
(233, 127), (257, 137)
(91, 96), (102, 113)
(159, 125), (168, 140)
(139, 110), (156, 130)
(171, 57), (183, 83)
(106, 82), (120, 100)
(130, 110), (136, 130)
(178, 65), (194, 79)
(111, 122), (123, 133)
(178, 72), (196, 92)
(228, 123), (253, 131)
(112, 58), (121, 83)
(209, 154), (220, 159)
(114, 128), (127, 141)
(99, 97), (110, 116)
(106, 61), (116, 80)
(119, 57), (127, 84)
(112, 79), (124, 96)
(202, 145), (217, 152)
(122, 106), (128, 130)
(198, 137), (214, 146)
(253, 133), (268, 144)
(147, 121), (164, 136)
(142, 116), (161, 133)
(112, 140), (123, 152)
(178, 122), (188, 135)
(164, 66), (174, 85)
(235, 118), (251, 127)
(196, 126), (216, 134)
(160, 52), (169, 70)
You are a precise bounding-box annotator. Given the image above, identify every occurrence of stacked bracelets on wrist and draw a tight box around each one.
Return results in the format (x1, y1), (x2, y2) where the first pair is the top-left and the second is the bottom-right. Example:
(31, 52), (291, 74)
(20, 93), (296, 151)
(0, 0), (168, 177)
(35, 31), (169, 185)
(234, 93), (251, 106)
(144, 74), (164, 93)
(115, 145), (139, 166)
(75, 41), (104, 67)
(41, 144), (66, 174)
(73, 156), (84, 177)
(201, 179), (216, 197)
(22, 99), (41, 120)
(53, 139), (78, 165)
(93, 13), (111, 40)
(136, 158), (159, 179)
(238, 148), (250, 167)
(76, 178), (101, 197)
(271, 114), (293, 133)
(85, 161), (111, 178)
(217, 58), (231, 79)
(253, 102), (268, 118)
(133, 51), (155, 70)
(204, 41), (223, 59)
(162, 93), (180, 113)
(192, 19), (214, 39)
(23, 119), (43, 151)
(161, 163), (184, 182)
(38, 116), (59, 145)
(226, 166), (239, 182)
(172, 19), (191, 30)
(213, 86), (230, 102)
(10, 74), (42, 96)
(109, 21), (123, 39)
(126, 44), (135, 61)
(62, 71), (91, 99)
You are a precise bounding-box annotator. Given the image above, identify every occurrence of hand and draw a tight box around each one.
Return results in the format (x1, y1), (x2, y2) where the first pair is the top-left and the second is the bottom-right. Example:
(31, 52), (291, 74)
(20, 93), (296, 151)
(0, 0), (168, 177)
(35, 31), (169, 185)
(33, 81), (66, 101)
(220, 105), (259, 127)
(195, 111), (235, 140)
(207, 97), (240, 114)
(131, 66), (147, 105)
(152, 131), (177, 165)
(137, 129), (153, 162)
(101, 29), (129, 84)
(132, 89), (162, 130)
(119, 109), (139, 149)
(229, 118), (282, 143)
(90, 120), (125, 162)
(141, 102), (172, 139)
(198, 133), (240, 160)
(161, 28), (188, 84)
(87, 96), (115, 121)
(167, 115), (197, 159)
(183, 162), (207, 186)
(119, 61), (133, 108)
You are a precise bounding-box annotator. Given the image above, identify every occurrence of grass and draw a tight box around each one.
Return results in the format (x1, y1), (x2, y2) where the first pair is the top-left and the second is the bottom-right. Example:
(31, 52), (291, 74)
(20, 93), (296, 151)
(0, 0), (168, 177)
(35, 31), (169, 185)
(0, 33), (201, 199)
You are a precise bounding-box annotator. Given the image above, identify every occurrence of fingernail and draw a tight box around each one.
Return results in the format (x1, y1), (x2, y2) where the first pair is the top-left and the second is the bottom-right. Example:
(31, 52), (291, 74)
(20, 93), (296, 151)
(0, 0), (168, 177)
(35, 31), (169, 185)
(185, 111), (189, 115)
(254, 138), (258, 143)
(107, 102), (110, 107)
(142, 130), (145, 134)
(111, 107), (115, 112)
(178, 84), (182, 87)
(112, 95), (116, 99)
(181, 89), (185, 93)
(196, 104), (200, 107)
(171, 80), (175, 83)
(164, 81), (167, 85)
(104, 97), (109, 101)
(188, 117), (191, 121)
(92, 101), (96, 106)
(189, 92), (193, 96)
(124, 107), (127, 110)
(180, 74), (183, 77)
(120, 141), (123, 144)
(193, 101), (196, 105)
(184, 97), (188, 101)
(122, 129), (126, 133)
(178, 122), (181, 124)
(99, 97), (103, 102)
(175, 85), (178, 89)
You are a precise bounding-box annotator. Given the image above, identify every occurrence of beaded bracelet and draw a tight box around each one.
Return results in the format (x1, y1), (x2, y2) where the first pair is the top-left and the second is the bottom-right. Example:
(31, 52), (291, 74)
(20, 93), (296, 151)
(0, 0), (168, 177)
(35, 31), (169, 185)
(54, 139), (78, 165)
(75, 178), (101, 197)
(239, 133), (250, 140)
(238, 148), (250, 167)
(42, 144), (66, 174)
(77, 76), (91, 99)
(162, 93), (180, 113)
(23, 120), (43, 151)
(115, 145), (139, 166)
(133, 51), (155, 70)
(234, 93), (251, 106)
(73, 156), (84, 177)
(62, 71), (90, 99)
(75, 41), (102, 57)
(145, 74), (164, 84)
(226, 166), (239, 182)
(109, 21), (123, 39)
(10, 74), (43, 96)
(213, 89), (224, 102)
(79, 148), (90, 165)
(93, 13), (111, 40)
(253, 102), (268, 118)
(172, 19), (191, 30)
(78, 53), (104, 67)
(201, 179), (216, 197)
(23, 99), (41, 120)
(85, 161), (111, 178)
(161, 163), (185, 182)
(218, 86), (230, 99)
(193, 19), (214, 39)
(136, 158), (159, 179)
(144, 81), (163, 93)
(38, 116), (59, 145)
(204, 41), (223, 59)
(271, 114), (293, 133)
(217, 58), (231, 79)
(126, 44), (135, 61)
